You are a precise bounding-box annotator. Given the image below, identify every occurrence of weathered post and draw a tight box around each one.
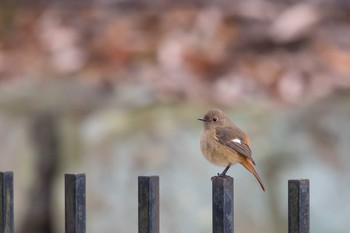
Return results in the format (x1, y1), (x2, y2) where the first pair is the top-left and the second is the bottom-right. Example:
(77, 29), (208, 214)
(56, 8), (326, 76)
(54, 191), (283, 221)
(65, 174), (86, 233)
(212, 176), (234, 233)
(0, 172), (14, 233)
(288, 179), (310, 233)
(138, 176), (159, 233)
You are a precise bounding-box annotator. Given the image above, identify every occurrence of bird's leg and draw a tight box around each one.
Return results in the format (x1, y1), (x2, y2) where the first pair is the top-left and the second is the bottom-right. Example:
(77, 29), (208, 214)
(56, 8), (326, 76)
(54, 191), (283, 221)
(218, 163), (231, 177)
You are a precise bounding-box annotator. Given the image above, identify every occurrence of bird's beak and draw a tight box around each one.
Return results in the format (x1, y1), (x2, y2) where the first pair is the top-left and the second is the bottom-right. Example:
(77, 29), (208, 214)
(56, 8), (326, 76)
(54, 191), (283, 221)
(197, 118), (205, 122)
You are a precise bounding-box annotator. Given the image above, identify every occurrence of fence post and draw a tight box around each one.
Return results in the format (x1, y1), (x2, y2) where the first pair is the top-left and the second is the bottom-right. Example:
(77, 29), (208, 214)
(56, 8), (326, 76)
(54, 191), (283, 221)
(0, 172), (14, 233)
(288, 179), (310, 233)
(212, 176), (234, 233)
(65, 174), (86, 233)
(138, 176), (159, 233)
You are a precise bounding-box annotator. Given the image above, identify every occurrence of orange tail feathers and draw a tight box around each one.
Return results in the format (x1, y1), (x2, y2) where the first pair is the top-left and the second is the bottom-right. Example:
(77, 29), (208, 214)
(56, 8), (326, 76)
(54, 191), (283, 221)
(241, 158), (266, 192)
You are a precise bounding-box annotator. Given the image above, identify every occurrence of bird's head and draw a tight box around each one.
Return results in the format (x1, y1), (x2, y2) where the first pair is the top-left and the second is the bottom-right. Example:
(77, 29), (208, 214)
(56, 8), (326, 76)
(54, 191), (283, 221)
(198, 109), (228, 129)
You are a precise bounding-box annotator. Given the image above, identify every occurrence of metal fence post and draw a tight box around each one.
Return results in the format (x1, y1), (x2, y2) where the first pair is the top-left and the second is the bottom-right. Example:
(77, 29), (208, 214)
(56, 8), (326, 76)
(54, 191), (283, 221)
(138, 176), (159, 233)
(0, 172), (14, 233)
(288, 179), (310, 233)
(65, 174), (86, 233)
(212, 176), (234, 233)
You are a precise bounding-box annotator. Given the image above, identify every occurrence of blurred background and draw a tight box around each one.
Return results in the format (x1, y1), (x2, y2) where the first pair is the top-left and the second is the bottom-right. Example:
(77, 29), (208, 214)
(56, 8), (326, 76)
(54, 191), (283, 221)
(1, 0), (350, 232)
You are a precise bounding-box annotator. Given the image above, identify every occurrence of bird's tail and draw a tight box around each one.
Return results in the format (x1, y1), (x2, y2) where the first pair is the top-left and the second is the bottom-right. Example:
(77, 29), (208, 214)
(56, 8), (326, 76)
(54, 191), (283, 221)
(241, 158), (266, 192)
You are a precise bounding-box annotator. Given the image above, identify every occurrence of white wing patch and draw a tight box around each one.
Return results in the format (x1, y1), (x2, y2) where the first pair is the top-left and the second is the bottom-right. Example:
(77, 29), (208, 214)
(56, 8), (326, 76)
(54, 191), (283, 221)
(232, 138), (241, 144)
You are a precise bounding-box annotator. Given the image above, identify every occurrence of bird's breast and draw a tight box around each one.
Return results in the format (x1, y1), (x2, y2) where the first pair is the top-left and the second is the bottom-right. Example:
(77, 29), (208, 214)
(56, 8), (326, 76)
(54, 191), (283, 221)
(200, 131), (242, 167)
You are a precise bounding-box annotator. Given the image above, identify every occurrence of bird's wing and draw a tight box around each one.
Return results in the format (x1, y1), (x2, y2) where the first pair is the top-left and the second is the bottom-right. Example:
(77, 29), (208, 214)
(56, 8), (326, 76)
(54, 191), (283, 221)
(215, 127), (256, 165)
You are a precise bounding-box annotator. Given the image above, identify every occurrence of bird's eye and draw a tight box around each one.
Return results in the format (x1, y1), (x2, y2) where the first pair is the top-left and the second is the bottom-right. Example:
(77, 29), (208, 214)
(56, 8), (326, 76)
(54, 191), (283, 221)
(212, 117), (218, 122)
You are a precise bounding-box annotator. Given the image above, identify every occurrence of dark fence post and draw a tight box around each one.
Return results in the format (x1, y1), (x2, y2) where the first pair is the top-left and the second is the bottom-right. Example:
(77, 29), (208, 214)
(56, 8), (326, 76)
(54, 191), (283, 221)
(0, 172), (14, 233)
(288, 179), (310, 233)
(65, 174), (86, 233)
(138, 176), (159, 233)
(212, 176), (234, 233)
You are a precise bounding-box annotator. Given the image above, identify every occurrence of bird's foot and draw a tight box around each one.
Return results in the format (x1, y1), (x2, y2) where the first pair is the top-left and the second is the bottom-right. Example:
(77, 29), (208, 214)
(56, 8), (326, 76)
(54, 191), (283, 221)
(211, 173), (229, 181)
(218, 173), (228, 177)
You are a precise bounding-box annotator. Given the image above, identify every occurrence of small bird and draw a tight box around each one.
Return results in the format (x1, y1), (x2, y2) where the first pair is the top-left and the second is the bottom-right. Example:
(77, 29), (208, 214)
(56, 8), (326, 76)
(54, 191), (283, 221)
(198, 109), (265, 191)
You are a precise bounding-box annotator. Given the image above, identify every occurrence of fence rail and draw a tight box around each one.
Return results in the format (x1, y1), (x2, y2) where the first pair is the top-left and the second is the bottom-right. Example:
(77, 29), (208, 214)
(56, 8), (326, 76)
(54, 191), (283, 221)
(0, 171), (310, 233)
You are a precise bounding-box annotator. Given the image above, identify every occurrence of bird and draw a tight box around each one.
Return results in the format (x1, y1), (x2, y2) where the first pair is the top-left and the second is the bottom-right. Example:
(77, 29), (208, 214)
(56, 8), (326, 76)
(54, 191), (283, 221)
(198, 109), (265, 191)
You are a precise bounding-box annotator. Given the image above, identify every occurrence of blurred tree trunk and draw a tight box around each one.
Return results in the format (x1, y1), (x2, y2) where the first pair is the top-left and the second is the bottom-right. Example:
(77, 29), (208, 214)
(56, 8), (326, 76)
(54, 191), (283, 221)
(18, 113), (60, 233)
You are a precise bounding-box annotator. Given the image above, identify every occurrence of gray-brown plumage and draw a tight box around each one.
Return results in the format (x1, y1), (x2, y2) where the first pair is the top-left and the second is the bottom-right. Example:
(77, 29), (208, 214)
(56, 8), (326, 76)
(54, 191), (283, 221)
(198, 109), (265, 191)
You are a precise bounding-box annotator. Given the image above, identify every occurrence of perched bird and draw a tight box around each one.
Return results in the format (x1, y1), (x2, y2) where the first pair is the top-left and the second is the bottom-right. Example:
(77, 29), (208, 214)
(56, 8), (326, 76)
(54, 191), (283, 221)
(198, 109), (265, 191)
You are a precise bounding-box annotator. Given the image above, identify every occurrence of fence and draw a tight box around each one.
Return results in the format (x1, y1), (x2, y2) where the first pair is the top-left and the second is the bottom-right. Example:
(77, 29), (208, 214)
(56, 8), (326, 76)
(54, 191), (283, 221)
(0, 171), (310, 233)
